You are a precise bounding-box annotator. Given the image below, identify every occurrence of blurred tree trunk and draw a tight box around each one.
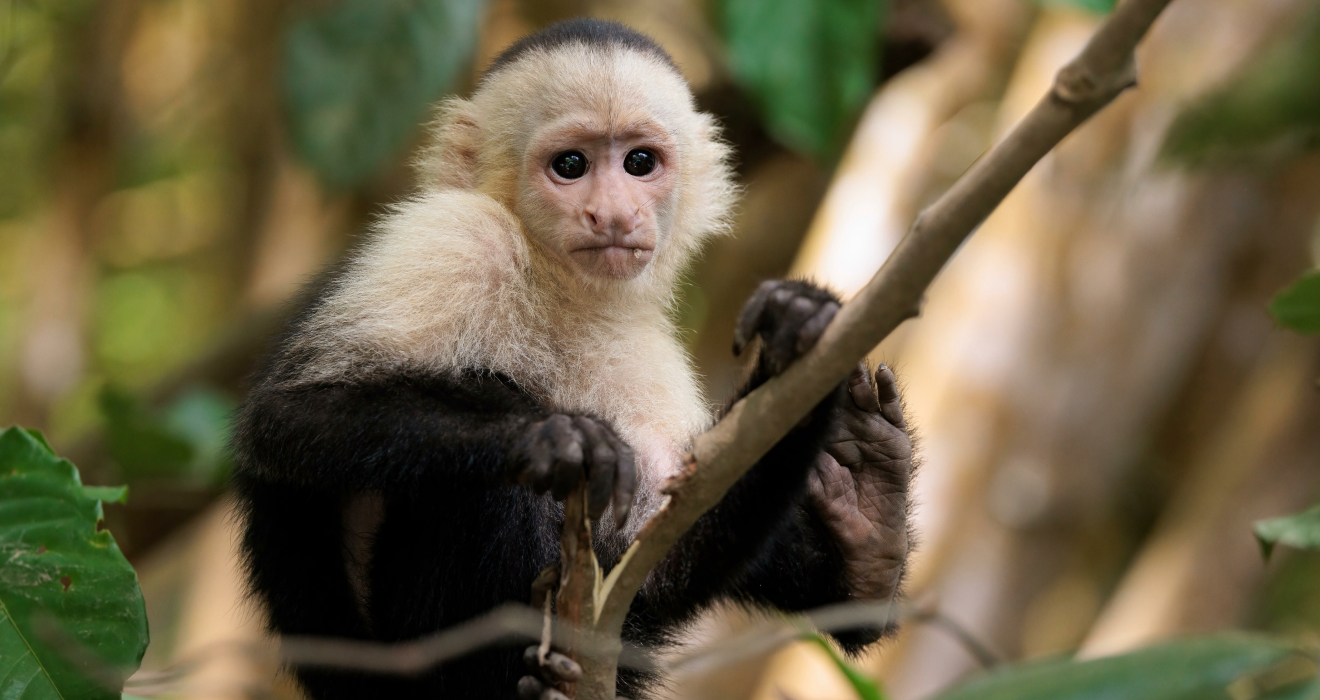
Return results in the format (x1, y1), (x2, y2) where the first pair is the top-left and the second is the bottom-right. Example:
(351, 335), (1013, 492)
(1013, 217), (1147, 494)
(1081, 328), (1320, 656)
(786, 2), (1320, 698)
(16, 0), (140, 429)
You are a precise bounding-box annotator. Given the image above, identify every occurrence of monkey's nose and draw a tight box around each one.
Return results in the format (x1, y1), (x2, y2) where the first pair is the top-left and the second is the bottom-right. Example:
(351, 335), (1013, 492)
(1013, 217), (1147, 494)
(584, 207), (637, 237)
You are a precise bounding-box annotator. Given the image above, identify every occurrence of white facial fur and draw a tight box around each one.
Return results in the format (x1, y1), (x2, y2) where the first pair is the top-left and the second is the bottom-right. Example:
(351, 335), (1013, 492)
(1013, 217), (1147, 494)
(417, 43), (736, 295)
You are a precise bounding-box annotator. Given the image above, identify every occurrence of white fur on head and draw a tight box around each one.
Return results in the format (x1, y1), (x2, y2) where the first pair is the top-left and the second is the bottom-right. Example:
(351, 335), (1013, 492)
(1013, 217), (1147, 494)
(416, 41), (737, 296)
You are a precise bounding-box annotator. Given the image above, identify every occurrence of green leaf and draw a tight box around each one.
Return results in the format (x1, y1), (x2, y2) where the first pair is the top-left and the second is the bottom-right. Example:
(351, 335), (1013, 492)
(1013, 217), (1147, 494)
(100, 386), (195, 480)
(718, 0), (884, 162)
(931, 634), (1314, 700)
(1036, 0), (1116, 13)
(1269, 271), (1320, 335)
(0, 427), (148, 700)
(81, 485), (129, 504)
(100, 386), (235, 484)
(1256, 504), (1320, 560)
(1161, 7), (1320, 165)
(805, 633), (886, 700)
(162, 388), (236, 485)
(283, 0), (485, 188)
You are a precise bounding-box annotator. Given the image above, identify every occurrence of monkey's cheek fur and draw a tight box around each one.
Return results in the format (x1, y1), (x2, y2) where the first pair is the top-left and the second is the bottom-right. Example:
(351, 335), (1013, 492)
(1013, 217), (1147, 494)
(570, 246), (654, 279)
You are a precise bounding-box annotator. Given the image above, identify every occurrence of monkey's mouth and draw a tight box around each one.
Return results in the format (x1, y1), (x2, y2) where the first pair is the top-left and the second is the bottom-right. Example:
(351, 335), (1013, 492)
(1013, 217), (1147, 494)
(569, 244), (655, 278)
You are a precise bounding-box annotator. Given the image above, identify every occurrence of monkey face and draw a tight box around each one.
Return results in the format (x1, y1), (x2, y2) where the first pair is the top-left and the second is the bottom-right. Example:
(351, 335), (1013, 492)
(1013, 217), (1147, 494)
(521, 111), (680, 281)
(442, 41), (732, 289)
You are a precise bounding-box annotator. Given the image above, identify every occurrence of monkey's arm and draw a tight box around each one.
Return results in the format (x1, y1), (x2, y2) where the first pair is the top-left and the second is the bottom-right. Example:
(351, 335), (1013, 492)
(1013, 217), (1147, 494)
(735, 363), (914, 652)
(232, 369), (547, 492)
(615, 281), (848, 639)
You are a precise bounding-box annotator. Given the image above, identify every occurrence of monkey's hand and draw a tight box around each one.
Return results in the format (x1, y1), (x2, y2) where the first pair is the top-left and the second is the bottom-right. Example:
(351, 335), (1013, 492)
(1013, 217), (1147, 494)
(516, 646), (579, 700)
(516, 646), (631, 700)
(511, 415), (638, 525)
(808, 363), (912, 603)
(733, 279), (841, 374)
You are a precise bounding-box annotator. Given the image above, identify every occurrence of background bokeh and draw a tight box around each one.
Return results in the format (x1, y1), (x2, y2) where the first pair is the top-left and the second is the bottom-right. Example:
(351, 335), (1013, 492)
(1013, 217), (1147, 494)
(0, 0), (1318, 697)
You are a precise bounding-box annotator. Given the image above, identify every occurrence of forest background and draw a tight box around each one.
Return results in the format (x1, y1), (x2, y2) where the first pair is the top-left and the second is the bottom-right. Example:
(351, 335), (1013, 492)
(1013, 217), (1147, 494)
(0, 0), (1319, 697)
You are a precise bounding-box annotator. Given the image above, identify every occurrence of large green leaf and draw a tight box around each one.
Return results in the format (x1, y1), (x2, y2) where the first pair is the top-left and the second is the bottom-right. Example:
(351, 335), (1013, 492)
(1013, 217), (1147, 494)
(283, 0), (486, 188)
(0, 427), (148, 699)
(718, 0), (884, 162)
(1268, 271), (1320, 335)
(1256, 504), (1320, 560)
(931, 634), (1316, 700)
(1161, 6), (1320, 165)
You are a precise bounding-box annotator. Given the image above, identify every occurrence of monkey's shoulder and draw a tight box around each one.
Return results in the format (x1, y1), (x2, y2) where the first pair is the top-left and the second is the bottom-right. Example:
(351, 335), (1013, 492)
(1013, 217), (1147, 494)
(364, 188), (531, 281)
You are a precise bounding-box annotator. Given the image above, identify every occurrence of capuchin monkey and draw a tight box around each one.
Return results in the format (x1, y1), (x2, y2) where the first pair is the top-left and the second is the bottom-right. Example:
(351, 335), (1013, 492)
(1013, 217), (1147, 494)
(230, 18), (913, 700)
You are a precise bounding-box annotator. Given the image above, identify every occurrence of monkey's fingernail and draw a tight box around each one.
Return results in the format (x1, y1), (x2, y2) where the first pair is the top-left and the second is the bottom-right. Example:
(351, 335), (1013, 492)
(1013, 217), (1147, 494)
(554, 656), (582, 680)
(517, 675), (543, 700)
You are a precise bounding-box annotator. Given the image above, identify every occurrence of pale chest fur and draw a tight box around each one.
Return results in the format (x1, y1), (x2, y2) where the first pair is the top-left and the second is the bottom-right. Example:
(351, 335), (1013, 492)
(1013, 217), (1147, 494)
(531, 308), (711, 520)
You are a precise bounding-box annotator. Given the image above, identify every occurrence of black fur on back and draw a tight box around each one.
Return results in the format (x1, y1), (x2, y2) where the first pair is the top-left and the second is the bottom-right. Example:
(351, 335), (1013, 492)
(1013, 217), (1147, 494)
(485, 18), (680, 77)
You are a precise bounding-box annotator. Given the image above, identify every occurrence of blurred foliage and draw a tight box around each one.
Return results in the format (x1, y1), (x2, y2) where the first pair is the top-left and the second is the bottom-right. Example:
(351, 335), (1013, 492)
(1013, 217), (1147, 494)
(1269, 271), (1320, 335)
(1256, 504), (1320, 561)
(1255, 550), (1320, 637)
(0, 427), (147, 699)
(716, 0), (883, 162)
(806, 633), (886, 700)
(1035, 0), (1116, 14)
(932, 635), (1318, 700)
(1162, 5), (1320, 166)
(283, 0), (485, 188)
(100, 385), (233, 484)
(0, 1), (87, 219)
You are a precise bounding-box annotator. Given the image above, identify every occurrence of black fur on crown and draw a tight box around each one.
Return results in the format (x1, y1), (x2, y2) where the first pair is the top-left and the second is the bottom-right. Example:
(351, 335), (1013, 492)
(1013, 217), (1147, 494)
(485, 17), (679, 77)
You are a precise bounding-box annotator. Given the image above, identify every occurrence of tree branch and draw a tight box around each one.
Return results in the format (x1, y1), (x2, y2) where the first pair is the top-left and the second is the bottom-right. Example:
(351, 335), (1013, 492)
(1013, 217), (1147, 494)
(560, 1), (1177, 696)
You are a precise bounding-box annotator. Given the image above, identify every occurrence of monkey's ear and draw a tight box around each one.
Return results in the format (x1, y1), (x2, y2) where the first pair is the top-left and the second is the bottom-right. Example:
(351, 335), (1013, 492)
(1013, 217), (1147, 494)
(414, 98), (481, 191)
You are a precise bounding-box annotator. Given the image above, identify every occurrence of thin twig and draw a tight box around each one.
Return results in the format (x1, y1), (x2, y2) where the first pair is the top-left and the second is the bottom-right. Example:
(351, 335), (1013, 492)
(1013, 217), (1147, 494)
(909, 609), (1003, 669)
(104, 599), (989, 697)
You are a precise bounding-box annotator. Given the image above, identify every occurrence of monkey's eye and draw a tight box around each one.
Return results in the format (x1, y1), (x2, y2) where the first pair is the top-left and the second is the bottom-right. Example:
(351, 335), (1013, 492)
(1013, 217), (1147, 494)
(623, 149), (656, 177)
(551, 151), (588, 179)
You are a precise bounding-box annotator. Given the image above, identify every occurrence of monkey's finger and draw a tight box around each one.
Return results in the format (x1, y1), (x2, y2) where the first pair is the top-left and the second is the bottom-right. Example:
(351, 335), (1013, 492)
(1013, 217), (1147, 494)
(874, 364), (906, 428)
(574, 417), (617, 520)
(795, 301), (839, 357)
(605, 432), (636, 527)
(542, 651), (583, 682)
(766, 295), (819, 372)
(549, 420), (585, 501)
(541, 689), (571, 700)
(733, 280), (777, 355)
(524, 429), (556, 493)
(517, 675), (544, 700)
(848, 364), (882, 413)
(524, 646), (543, 672)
